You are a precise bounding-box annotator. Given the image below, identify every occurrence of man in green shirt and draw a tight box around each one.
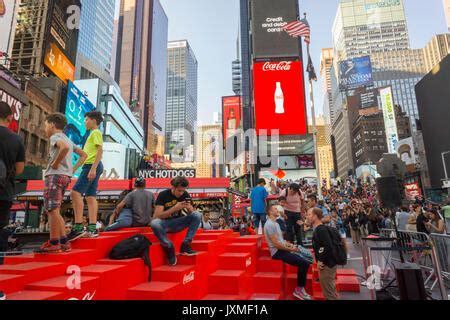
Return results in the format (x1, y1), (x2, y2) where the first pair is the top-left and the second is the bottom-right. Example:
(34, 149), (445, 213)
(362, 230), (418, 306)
(69, 111), (104, 240)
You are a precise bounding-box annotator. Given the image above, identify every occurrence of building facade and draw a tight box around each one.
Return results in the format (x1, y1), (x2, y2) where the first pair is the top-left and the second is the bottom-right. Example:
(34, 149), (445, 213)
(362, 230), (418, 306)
(332, 0), (410, 61)
(320, 49), (335, 126)
(115, 0), (168, 154)
(75, 0), (116, 82)
(165, 40), (198, 157)
(196, 125), (222, 178)
(332, 108), (354, 179)
(352, 106), (411, 168)
(74, 78), (145, 152)
(445, 0), (450, 32)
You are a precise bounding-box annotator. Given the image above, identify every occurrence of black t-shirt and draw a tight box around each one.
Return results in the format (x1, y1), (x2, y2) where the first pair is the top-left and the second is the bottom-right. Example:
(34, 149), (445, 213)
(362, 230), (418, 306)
(0, 127), (25, 201)
(416, 214), (429, 234)
(155, 189), (190, 219)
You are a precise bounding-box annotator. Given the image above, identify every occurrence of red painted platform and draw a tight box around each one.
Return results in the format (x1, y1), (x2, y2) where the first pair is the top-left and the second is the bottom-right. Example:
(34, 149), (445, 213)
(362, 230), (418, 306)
(0, 229), (361, 300)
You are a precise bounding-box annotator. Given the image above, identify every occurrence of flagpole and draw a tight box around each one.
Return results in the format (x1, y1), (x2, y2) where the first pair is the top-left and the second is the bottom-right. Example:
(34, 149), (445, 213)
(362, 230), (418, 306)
(305, 33), (322, 197)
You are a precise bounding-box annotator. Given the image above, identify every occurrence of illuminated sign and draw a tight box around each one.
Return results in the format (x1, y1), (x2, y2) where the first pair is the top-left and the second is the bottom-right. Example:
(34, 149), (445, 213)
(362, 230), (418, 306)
(44, 42), (75, 84)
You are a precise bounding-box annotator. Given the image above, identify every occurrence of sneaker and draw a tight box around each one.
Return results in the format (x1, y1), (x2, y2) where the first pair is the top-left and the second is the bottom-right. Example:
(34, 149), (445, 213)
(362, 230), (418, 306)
(36, 241), (63, 254)
(0, 291), (5, 301)
(67, 229), (86, 242)
(163, 246), (177, 266)
(61, 242), (72, 252)
(180, 242), (197, 256)
(293, 287), (312, 301)
(82, 230), (99, 239)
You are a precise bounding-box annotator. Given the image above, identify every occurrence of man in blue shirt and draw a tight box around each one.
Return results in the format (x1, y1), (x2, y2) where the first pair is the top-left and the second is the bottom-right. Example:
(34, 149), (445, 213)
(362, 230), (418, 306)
(307, 194), (331, 224)
(250, 179), (269, 231)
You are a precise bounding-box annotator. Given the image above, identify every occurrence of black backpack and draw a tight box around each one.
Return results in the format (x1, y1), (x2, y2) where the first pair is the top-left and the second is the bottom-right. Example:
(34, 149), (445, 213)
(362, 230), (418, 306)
(109, 235), (152, 282)
(325, 226), (348, 266)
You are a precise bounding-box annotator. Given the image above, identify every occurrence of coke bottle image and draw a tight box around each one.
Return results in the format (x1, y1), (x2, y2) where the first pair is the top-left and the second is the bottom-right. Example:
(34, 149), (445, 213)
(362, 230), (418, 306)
(275, 82), (285, 114)
(227, 108), (237, 130)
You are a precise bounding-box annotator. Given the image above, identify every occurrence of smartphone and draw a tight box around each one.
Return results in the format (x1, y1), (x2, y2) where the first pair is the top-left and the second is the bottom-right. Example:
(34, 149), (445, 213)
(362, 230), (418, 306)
(184, 198), (193, 204)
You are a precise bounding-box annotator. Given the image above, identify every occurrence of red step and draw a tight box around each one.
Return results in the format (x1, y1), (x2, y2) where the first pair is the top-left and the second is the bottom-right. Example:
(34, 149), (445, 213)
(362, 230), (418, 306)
(71, 236), (121, 260)
(25, 275), (100, 300)
(33, 249), (97, 267)
(127, 281), (181, 300)
(153, 265), (196, 283)
(286, 273), (313, 297)
(192, 240), (217, 253)
(232, 235), (263, 246)
(202, 293), (250, 300)
(258, 247), (271, 258)
(208, 270), (247, 295)
(336, 269), (357, 278)
(6, 290), (65, 300)
(80, 264), (129, 300)
(253, 272), (282, 294)
(226, 243), (257, 254)
(4, 254), (35, 265)
(250, 293), (282, 300)
(336, 276), (360, 293)
(0, 274), (25, 294)
(96, 258), (148, 287)
(256, 256), (284, 272)
(0, 262), (66, 283)
(218, 253), (254, 272)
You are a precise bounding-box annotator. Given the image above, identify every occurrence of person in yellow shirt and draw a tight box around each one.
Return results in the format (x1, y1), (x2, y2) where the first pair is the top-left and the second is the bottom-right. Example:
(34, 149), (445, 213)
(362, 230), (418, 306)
(68, 111), (104, 240)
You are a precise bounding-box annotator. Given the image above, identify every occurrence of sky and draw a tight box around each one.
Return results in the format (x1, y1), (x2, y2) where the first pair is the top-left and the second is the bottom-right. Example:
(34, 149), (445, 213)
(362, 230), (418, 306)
(158, 0), (448, 124)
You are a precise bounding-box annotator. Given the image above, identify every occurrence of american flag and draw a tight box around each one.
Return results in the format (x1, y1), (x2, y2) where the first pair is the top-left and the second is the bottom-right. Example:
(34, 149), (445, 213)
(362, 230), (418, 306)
(283, 18), (311, 44)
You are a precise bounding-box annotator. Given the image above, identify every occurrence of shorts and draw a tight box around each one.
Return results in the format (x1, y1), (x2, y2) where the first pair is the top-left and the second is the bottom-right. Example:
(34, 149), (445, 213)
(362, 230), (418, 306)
(44, 175), (71, 212)
(72, 163), (103, 197)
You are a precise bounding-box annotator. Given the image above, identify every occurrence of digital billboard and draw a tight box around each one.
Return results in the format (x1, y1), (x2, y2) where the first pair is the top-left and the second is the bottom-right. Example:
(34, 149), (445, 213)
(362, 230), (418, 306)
(101, 143), (127, 180)
(0, 85), (27, 133)
(278, 155), (315, 170)
(44, 42), (75, 84)
(222, 96), (242, 147)
(64, 81), (96, 176)
(339, 56), (374, 91)
(253, 61), (307, 136)
(380, 86), (399, 154)
(250, 0), (300, 59)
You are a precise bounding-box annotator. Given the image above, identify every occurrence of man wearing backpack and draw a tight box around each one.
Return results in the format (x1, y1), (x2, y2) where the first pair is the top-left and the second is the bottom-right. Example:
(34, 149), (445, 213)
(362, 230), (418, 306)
(307, 207), (340, 300)
(0, 102), (25, 300)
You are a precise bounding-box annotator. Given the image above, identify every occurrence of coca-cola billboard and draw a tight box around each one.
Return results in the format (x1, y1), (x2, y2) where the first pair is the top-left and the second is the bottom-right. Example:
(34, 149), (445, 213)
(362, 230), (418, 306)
(250, 0), (300, 59)
(253, 60), (307, 136)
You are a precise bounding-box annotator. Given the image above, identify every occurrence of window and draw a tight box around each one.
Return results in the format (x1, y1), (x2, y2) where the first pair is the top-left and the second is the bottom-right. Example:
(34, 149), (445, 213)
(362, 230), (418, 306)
(30, 134), (38, 154)
(40, 140), (48, 158)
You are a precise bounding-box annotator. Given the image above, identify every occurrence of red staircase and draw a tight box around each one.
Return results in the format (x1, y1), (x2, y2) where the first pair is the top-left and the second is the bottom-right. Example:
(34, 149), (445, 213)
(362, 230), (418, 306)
(0, 228), (361, 300)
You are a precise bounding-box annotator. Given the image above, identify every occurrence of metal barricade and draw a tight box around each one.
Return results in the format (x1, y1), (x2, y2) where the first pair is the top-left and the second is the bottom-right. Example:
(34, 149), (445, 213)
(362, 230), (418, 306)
(379, 229), (448, 300)
(430, 233), (450, 290)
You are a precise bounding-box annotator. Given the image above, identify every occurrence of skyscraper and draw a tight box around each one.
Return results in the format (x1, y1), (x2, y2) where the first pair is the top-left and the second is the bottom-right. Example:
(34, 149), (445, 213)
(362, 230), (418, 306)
(75, 0), (115, 82)
(320, 48), (334, 129)
(332, 0), (410, 61)
(444, 0), (450, 32)
(165, 40), (198, 157)
(115, 0), (168, 154)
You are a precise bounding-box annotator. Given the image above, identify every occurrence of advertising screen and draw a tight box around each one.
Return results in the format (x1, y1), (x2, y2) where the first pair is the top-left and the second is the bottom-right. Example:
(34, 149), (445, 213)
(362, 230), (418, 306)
(380, 86), (399, 154)
(339, 56), (374, 91)
(397, 137), (416, 167)
(222, 96), (242, 147)
(44, 42), (75, 84)
(250, 0), (300, 59)
(101, 142), (127, 180)
(64, 81), (96, 176)
(0, 87), (24, 133)
(0, 0), (17, 56)
(279, 155), (315, 170)
(253, 61), (307, 136)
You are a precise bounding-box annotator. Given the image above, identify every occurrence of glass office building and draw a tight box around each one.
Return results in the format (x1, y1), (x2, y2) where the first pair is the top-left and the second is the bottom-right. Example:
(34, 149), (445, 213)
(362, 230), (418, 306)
(76, 0), (116, 81)
(332, 0), (410, 61)
(165, 40), (198, 156)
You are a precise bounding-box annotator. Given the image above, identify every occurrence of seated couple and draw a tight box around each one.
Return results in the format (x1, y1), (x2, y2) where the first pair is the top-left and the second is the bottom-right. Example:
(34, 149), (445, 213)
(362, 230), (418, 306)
(107, 177), (201, 266)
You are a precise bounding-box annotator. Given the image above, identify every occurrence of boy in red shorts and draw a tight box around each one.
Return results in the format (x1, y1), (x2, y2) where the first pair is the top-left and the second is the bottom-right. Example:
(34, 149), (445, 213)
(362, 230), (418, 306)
(37, 113), (87, 253)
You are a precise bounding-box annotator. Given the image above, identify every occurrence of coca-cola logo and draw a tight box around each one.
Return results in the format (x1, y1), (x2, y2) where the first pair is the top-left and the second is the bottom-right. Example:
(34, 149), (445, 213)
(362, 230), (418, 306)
(183, 271), (195, 285)
(262, 61), (292, 72)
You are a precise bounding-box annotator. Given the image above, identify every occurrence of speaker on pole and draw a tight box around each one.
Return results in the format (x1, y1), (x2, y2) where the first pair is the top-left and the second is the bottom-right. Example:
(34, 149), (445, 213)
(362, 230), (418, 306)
(376, 176), (402, 209)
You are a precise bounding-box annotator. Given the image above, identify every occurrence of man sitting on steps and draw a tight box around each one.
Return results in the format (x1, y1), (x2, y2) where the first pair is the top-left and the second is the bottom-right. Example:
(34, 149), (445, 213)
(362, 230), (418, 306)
(150, 177), (202, 266)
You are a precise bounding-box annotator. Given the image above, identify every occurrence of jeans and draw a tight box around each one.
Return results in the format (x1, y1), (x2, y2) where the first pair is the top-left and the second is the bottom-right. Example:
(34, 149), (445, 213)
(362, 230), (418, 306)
(0, 201), (12, 265)
(150, 212), (202, 249)
(105, 209), (133, 232)
(253, 213), (267, 230)
(273, 249), (311, 288)
(285, 211), (303, 246)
